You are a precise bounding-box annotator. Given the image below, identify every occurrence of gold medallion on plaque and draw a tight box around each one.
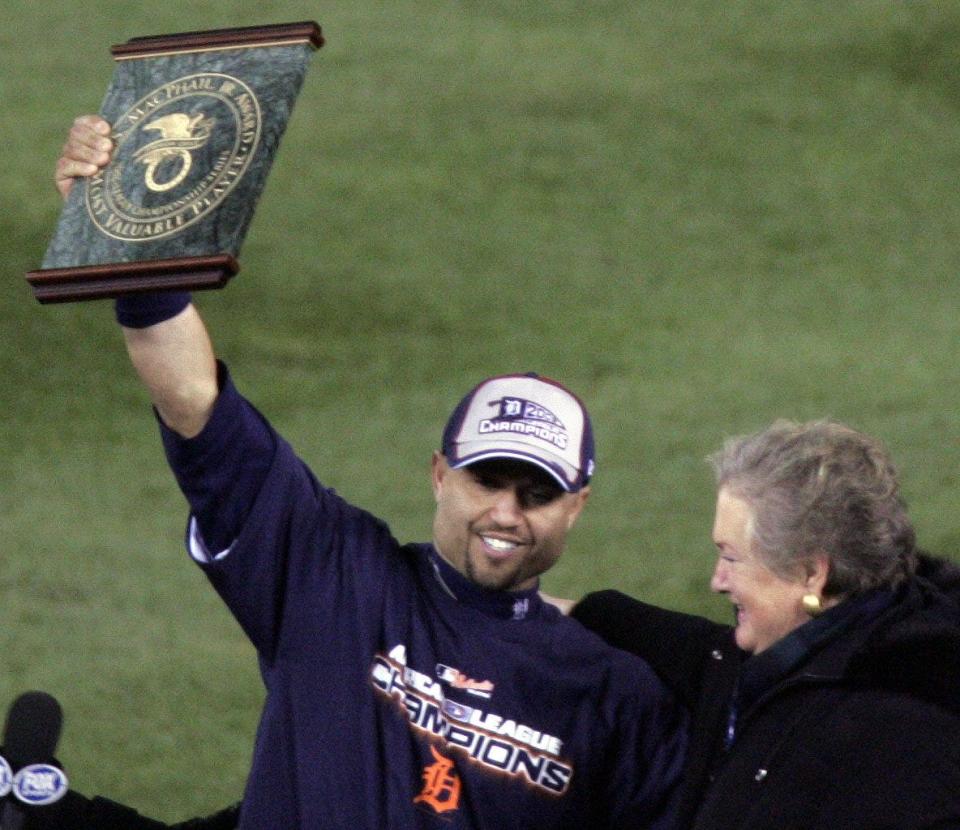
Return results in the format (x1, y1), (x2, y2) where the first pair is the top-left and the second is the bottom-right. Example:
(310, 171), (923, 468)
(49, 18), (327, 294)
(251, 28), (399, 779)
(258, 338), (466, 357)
(86, 72), (262, 242)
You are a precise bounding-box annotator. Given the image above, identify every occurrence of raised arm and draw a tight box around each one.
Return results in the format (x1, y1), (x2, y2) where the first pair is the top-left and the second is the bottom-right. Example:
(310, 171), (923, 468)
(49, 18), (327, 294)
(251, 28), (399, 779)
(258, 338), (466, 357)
(122, 306), (218, 438)
(56, 115), (218, 437)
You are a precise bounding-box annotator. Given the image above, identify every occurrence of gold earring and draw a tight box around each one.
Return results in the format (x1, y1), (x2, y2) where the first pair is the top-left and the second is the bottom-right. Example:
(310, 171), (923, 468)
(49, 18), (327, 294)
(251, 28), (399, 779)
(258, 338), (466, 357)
(802, 593), (823, 617)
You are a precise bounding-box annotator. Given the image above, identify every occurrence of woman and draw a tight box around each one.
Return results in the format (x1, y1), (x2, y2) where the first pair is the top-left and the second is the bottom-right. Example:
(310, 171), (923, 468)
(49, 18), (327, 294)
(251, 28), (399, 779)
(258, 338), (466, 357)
(570, 420), (960, 829)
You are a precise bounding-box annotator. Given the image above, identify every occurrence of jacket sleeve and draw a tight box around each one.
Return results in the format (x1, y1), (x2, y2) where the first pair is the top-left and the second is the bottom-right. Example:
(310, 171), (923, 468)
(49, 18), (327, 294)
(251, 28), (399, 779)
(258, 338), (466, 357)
(572, 590), (731, 710)
(22, 791), (240, 830)
(22, 790), (168, 829)
(167, 802), (241, 830)
(161, 362), (276, 554)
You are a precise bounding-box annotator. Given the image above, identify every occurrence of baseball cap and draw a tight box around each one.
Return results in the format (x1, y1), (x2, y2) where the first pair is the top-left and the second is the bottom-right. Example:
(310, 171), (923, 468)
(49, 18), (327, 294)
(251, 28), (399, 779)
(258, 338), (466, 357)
(441, 373), (595, 492)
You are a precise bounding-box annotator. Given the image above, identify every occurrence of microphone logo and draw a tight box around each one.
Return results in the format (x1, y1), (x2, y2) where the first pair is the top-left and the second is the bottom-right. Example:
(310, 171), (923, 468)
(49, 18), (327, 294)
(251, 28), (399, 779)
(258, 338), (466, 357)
(0, 756), (11, 797)
(11, 764), (68, 806)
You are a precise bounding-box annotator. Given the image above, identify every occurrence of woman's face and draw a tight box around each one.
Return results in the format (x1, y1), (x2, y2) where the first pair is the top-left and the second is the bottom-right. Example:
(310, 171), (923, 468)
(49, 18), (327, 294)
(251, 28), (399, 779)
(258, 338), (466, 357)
(709, 487), (812, 654)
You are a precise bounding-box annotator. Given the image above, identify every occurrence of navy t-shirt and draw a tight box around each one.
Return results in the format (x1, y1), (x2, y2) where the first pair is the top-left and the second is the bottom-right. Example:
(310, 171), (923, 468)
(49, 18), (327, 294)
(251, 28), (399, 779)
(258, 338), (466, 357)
(161, 365), (687, 829)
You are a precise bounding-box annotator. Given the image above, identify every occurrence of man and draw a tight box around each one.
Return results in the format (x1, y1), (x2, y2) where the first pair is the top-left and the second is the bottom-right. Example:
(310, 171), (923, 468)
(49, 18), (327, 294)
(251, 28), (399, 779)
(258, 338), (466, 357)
(54, 117), (686, 829)
(21, 791), (239, 829)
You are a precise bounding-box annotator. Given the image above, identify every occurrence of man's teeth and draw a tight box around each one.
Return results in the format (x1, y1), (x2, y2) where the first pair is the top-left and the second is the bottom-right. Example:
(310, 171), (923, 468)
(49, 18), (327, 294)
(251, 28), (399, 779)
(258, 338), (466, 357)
(483, 537), (517, 551)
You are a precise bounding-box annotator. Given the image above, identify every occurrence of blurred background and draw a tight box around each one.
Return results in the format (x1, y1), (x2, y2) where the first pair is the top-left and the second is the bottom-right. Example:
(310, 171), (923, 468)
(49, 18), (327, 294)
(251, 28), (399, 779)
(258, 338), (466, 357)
(3, 0), (959, 818)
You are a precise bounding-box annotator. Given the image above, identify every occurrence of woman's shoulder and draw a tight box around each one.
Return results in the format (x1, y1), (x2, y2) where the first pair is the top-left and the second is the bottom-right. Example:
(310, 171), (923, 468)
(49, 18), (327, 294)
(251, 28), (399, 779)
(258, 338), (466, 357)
(848, 560), (960, 719)
(916, 551), (960, 605)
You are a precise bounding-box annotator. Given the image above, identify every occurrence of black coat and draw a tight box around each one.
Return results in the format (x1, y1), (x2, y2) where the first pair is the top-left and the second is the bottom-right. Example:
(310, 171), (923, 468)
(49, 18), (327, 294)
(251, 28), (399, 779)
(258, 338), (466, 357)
(573, 555), (960, 830)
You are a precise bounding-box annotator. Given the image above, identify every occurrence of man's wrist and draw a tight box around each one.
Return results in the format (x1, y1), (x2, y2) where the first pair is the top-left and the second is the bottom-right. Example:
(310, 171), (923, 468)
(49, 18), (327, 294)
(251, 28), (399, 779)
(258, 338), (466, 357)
(114, 292), (191, 329)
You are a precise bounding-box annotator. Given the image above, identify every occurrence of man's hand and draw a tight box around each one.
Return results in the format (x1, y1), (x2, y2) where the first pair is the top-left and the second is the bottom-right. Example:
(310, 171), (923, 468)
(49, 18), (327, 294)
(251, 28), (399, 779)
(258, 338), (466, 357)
(55, 115), (113, 200)
(539, 592), (577, 615)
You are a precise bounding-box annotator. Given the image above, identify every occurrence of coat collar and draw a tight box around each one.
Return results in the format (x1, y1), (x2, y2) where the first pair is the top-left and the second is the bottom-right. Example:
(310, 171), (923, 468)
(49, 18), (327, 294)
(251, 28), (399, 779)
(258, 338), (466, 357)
(731, 557), (960, 718)
(846, 565), (960, 716)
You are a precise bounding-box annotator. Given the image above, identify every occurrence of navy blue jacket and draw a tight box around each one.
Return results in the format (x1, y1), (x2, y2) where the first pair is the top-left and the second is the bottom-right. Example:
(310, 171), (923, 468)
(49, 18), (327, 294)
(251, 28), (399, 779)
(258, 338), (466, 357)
(161, 366), (687, 829)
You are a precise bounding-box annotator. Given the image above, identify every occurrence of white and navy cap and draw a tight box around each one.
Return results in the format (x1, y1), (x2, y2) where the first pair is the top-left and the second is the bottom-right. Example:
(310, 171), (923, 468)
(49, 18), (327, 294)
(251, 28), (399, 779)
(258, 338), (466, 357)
(441, 373), (595, 492)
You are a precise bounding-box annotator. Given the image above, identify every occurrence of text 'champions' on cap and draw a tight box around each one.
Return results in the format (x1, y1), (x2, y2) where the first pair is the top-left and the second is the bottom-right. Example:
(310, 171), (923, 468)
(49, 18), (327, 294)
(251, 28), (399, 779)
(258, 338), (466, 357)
(441, 373), (595, 492)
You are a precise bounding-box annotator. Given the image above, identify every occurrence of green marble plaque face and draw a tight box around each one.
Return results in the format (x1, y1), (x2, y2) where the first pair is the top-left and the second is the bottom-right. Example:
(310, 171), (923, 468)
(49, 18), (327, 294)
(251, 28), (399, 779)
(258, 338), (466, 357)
(43, 34), (318, 271)
(85, 72), (262, 244)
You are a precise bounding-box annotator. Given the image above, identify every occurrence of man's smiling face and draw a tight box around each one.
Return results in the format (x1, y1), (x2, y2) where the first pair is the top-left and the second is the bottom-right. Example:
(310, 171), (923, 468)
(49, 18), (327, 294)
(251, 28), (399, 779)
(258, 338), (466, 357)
(430, 454), (589, 592)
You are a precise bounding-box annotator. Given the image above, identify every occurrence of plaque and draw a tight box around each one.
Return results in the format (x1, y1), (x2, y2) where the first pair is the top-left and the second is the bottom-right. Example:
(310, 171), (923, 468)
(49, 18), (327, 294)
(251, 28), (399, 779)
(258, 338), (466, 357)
(27, 22), (324, 303)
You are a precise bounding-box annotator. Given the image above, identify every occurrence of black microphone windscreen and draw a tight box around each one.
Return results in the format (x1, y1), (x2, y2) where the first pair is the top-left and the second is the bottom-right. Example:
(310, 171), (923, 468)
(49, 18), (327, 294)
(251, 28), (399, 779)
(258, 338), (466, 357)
(2, 692), (63, 771)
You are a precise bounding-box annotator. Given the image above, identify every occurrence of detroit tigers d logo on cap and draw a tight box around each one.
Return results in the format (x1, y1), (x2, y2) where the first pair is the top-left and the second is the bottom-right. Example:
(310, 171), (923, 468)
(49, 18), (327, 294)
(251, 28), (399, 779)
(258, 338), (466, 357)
(480, 396), (570, 451)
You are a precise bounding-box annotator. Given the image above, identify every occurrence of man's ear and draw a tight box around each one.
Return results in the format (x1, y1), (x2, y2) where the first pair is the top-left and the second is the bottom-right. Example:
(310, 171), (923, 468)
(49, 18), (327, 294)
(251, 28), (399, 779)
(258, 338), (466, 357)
(565, 485), (590, 530)
(431, 451), (448, 501)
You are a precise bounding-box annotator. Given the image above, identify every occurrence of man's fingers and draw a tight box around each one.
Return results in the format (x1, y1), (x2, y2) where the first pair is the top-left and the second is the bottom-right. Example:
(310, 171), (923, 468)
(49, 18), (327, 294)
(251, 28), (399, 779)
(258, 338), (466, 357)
(55, 115), (114, 199)
(60, 139), (111, 167)
(56, 157), (99, 179)
(70, 113), (112, 139)
(55, 154), (105, 200)
(63, 123), (113, 162)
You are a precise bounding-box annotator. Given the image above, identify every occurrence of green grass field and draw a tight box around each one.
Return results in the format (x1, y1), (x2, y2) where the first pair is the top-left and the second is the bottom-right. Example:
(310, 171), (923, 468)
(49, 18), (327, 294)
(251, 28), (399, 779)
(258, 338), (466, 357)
(3, 0), (960, 818)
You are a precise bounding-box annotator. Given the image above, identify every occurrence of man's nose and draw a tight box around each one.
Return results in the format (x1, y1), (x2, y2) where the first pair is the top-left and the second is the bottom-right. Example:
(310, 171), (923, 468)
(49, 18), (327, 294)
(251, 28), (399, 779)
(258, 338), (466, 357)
(488, 488), (523, 525)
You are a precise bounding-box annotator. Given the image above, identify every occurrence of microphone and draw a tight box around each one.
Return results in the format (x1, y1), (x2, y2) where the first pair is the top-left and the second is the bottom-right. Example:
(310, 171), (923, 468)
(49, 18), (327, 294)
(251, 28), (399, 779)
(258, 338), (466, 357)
(0, 692), (68, 830)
